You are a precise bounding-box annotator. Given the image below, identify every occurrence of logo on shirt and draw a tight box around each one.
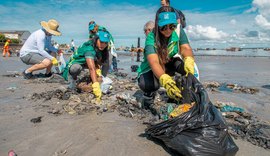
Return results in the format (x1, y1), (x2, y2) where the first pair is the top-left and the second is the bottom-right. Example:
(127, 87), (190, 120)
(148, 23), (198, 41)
(104, 34), (108, 38)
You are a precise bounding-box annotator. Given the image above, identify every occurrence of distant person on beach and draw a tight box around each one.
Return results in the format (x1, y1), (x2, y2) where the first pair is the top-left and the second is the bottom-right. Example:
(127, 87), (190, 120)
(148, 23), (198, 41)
(19, 19), (63, 79)
(137, 6), (195, 108)
(144, 21), (155, 36)
(70, 39), (75, 53)
(2, 39), (11, 57)
(160, 0), (186, 28)
(63, 31), (111, 101)
(88, 21), (117, 72)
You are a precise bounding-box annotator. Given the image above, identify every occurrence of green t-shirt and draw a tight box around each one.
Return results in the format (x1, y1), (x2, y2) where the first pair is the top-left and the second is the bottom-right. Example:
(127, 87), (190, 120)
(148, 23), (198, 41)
(62, 40), (101, 80)
(137, 28), (189, 77)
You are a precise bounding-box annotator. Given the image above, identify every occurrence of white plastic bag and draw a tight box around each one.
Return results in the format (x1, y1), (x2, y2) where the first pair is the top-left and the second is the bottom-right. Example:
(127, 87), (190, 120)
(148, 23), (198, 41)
(101, 76), (113, 94)
(58, 53), (66, 73)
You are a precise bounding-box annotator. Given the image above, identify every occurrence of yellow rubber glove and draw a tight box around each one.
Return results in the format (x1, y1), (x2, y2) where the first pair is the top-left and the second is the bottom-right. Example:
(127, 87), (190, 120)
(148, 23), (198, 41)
(184, 56), (195, 76)
(92, 82), (102, 100)
(159, 74), (182, 101)
(51, 57), (58, 66)
(96, 69), (102, 77)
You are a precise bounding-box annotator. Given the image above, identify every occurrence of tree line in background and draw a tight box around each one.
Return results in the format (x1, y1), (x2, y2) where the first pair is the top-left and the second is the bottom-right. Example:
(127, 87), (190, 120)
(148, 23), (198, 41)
(0, 34), (20, 44)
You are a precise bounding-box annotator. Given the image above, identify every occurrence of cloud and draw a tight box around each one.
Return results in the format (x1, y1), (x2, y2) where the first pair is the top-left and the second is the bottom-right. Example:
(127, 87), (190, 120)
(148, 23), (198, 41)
(252, 0), (270, 30)
(185, 25), (228, 41)
(255, 15), (270, 30)
(0, 0), (269, 48)
(230, 19), (236, 25)
(245, 30), (259, 37)
(0, 1), (156, 46)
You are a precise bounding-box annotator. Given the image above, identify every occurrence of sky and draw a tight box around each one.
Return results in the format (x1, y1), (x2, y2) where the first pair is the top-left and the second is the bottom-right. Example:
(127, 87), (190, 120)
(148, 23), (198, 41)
(0, 0), (270, 49)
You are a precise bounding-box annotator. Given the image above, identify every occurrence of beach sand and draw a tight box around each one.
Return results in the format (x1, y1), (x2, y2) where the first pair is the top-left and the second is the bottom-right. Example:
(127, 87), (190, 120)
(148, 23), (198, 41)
(0, 55), (270, 155)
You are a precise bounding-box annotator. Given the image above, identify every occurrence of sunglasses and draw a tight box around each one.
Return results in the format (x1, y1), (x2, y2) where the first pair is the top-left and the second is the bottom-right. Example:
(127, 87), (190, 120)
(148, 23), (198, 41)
(159, 24), (177, 31)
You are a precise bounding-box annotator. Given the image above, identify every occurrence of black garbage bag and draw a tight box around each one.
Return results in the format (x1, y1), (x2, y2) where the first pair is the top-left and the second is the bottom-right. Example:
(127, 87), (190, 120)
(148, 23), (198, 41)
(145, 74), (239, 156)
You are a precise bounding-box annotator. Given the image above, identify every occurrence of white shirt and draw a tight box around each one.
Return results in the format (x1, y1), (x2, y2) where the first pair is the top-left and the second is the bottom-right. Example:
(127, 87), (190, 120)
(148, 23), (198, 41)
(71, 41), (75, 47)
(54, 43), (59, 49)
(20, 29), (58, 60)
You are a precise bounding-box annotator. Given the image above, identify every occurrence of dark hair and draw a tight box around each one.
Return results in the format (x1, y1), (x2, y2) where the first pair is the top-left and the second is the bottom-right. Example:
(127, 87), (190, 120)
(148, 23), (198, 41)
(154, 6), (176, 65)
(166, 0), (170, 5)
(92, 35), (109, 63)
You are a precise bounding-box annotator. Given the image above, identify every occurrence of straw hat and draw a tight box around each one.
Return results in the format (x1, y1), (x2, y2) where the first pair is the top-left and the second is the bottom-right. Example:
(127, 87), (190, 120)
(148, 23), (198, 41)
(40, 19), (61, 36)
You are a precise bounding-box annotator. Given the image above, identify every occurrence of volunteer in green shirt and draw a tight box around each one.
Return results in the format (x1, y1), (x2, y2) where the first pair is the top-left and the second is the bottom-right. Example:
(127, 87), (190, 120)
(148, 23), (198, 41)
(63, 31), (111, 100)
(89, 21), (118, 72)
(137, 6), (195, 108)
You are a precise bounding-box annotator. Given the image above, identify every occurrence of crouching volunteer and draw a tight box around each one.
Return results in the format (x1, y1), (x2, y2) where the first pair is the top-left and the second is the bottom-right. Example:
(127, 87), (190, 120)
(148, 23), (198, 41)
(63, 31), (111, 101)
(20, 19), (62, 79)
(88, 21), (117, 72)
(137, 6), (195, 108)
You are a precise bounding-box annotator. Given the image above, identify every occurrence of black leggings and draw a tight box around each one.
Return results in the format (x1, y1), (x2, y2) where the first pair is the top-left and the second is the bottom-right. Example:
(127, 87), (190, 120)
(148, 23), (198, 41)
(138, 57), (186, 94)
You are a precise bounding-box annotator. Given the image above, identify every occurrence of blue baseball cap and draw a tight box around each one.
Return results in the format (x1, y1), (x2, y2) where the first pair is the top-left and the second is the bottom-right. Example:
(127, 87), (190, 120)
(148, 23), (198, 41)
(158, 12), (177, 27)
(98, 31), (110, 42)
(88, 22), (96, 31)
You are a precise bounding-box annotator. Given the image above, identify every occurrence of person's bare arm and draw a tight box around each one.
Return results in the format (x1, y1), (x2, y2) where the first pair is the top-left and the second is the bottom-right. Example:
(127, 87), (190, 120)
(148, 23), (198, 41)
(147, 53), (165, 79)
(179, 43), (193, 58)
(86, 58), (98, 83)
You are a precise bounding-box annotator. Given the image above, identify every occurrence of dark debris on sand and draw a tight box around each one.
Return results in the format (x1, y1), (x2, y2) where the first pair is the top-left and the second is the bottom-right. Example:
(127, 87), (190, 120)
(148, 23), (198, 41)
(25, 72), (270, 149)
(213, 101), (270, 149)
(203, 81), (259, 94)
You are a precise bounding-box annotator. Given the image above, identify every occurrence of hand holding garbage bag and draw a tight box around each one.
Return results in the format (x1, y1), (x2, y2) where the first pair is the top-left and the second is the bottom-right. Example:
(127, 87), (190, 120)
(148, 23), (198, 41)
(159, 74), (182, 101)
(184, 56), (195, 76)
(146, 74), (239, 156)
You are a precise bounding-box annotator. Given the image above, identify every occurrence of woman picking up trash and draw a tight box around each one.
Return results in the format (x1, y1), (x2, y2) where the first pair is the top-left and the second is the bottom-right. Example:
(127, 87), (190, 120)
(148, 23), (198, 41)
(63, 31), (111, 101)
(137, 6), (195, 108)
(89, 21), (117, 72)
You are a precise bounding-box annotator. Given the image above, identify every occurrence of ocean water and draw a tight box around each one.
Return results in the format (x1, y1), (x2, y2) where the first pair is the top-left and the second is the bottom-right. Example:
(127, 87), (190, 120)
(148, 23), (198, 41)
(194, 49), (270, 57)
(117, 49), (270, 57)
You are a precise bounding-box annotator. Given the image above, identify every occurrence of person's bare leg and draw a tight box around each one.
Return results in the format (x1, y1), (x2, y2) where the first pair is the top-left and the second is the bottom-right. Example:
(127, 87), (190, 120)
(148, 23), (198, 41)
(7, 50), (11, 57)
(2, 49), (6, 57)
(46, 52), (56, 74)
(26, 58), (52, 73)
(46, 63), (53, 74)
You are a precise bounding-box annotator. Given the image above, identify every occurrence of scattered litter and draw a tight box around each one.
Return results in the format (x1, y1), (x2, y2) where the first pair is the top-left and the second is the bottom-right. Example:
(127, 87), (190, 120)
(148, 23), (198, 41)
(25, 73), (269, 150)
(215, 101), (270, 149)
(130, 65), (139, 72)
(30, 116), (42, 123)
(220, 105), (244, 113)
(203, 81), (259, 94)
(8, 150), (17, 156)
(6, 86), (17, 92)
(114, 72), (128, 78)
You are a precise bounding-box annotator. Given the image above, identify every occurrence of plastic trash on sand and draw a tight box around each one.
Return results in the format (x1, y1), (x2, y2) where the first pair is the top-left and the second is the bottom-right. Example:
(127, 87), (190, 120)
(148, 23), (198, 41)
(56, 53), (66, 73)
(220, 105), (244, 113)
(169, 102), (195, 118)
(101, 76), (113, 94)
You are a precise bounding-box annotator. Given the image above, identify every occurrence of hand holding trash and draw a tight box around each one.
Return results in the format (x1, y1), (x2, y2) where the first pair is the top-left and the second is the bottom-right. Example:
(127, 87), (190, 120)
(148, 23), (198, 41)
(51, 57), (58, 66)
(184, 56), (195, 76)
(159, 74), (182, 101)
(92, 82), (102, 101)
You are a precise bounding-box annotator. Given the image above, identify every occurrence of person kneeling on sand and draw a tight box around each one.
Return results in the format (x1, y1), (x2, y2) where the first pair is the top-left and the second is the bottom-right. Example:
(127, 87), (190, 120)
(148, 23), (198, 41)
(137, 6), (196, 108)
(88, 21), (117, 72)
(20, 19), (63, 79)
(63, 31), (111, 101)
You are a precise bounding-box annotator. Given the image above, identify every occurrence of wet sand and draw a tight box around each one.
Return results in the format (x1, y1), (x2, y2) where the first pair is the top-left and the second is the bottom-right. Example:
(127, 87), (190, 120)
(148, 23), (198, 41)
(0, 55), (270, 155)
